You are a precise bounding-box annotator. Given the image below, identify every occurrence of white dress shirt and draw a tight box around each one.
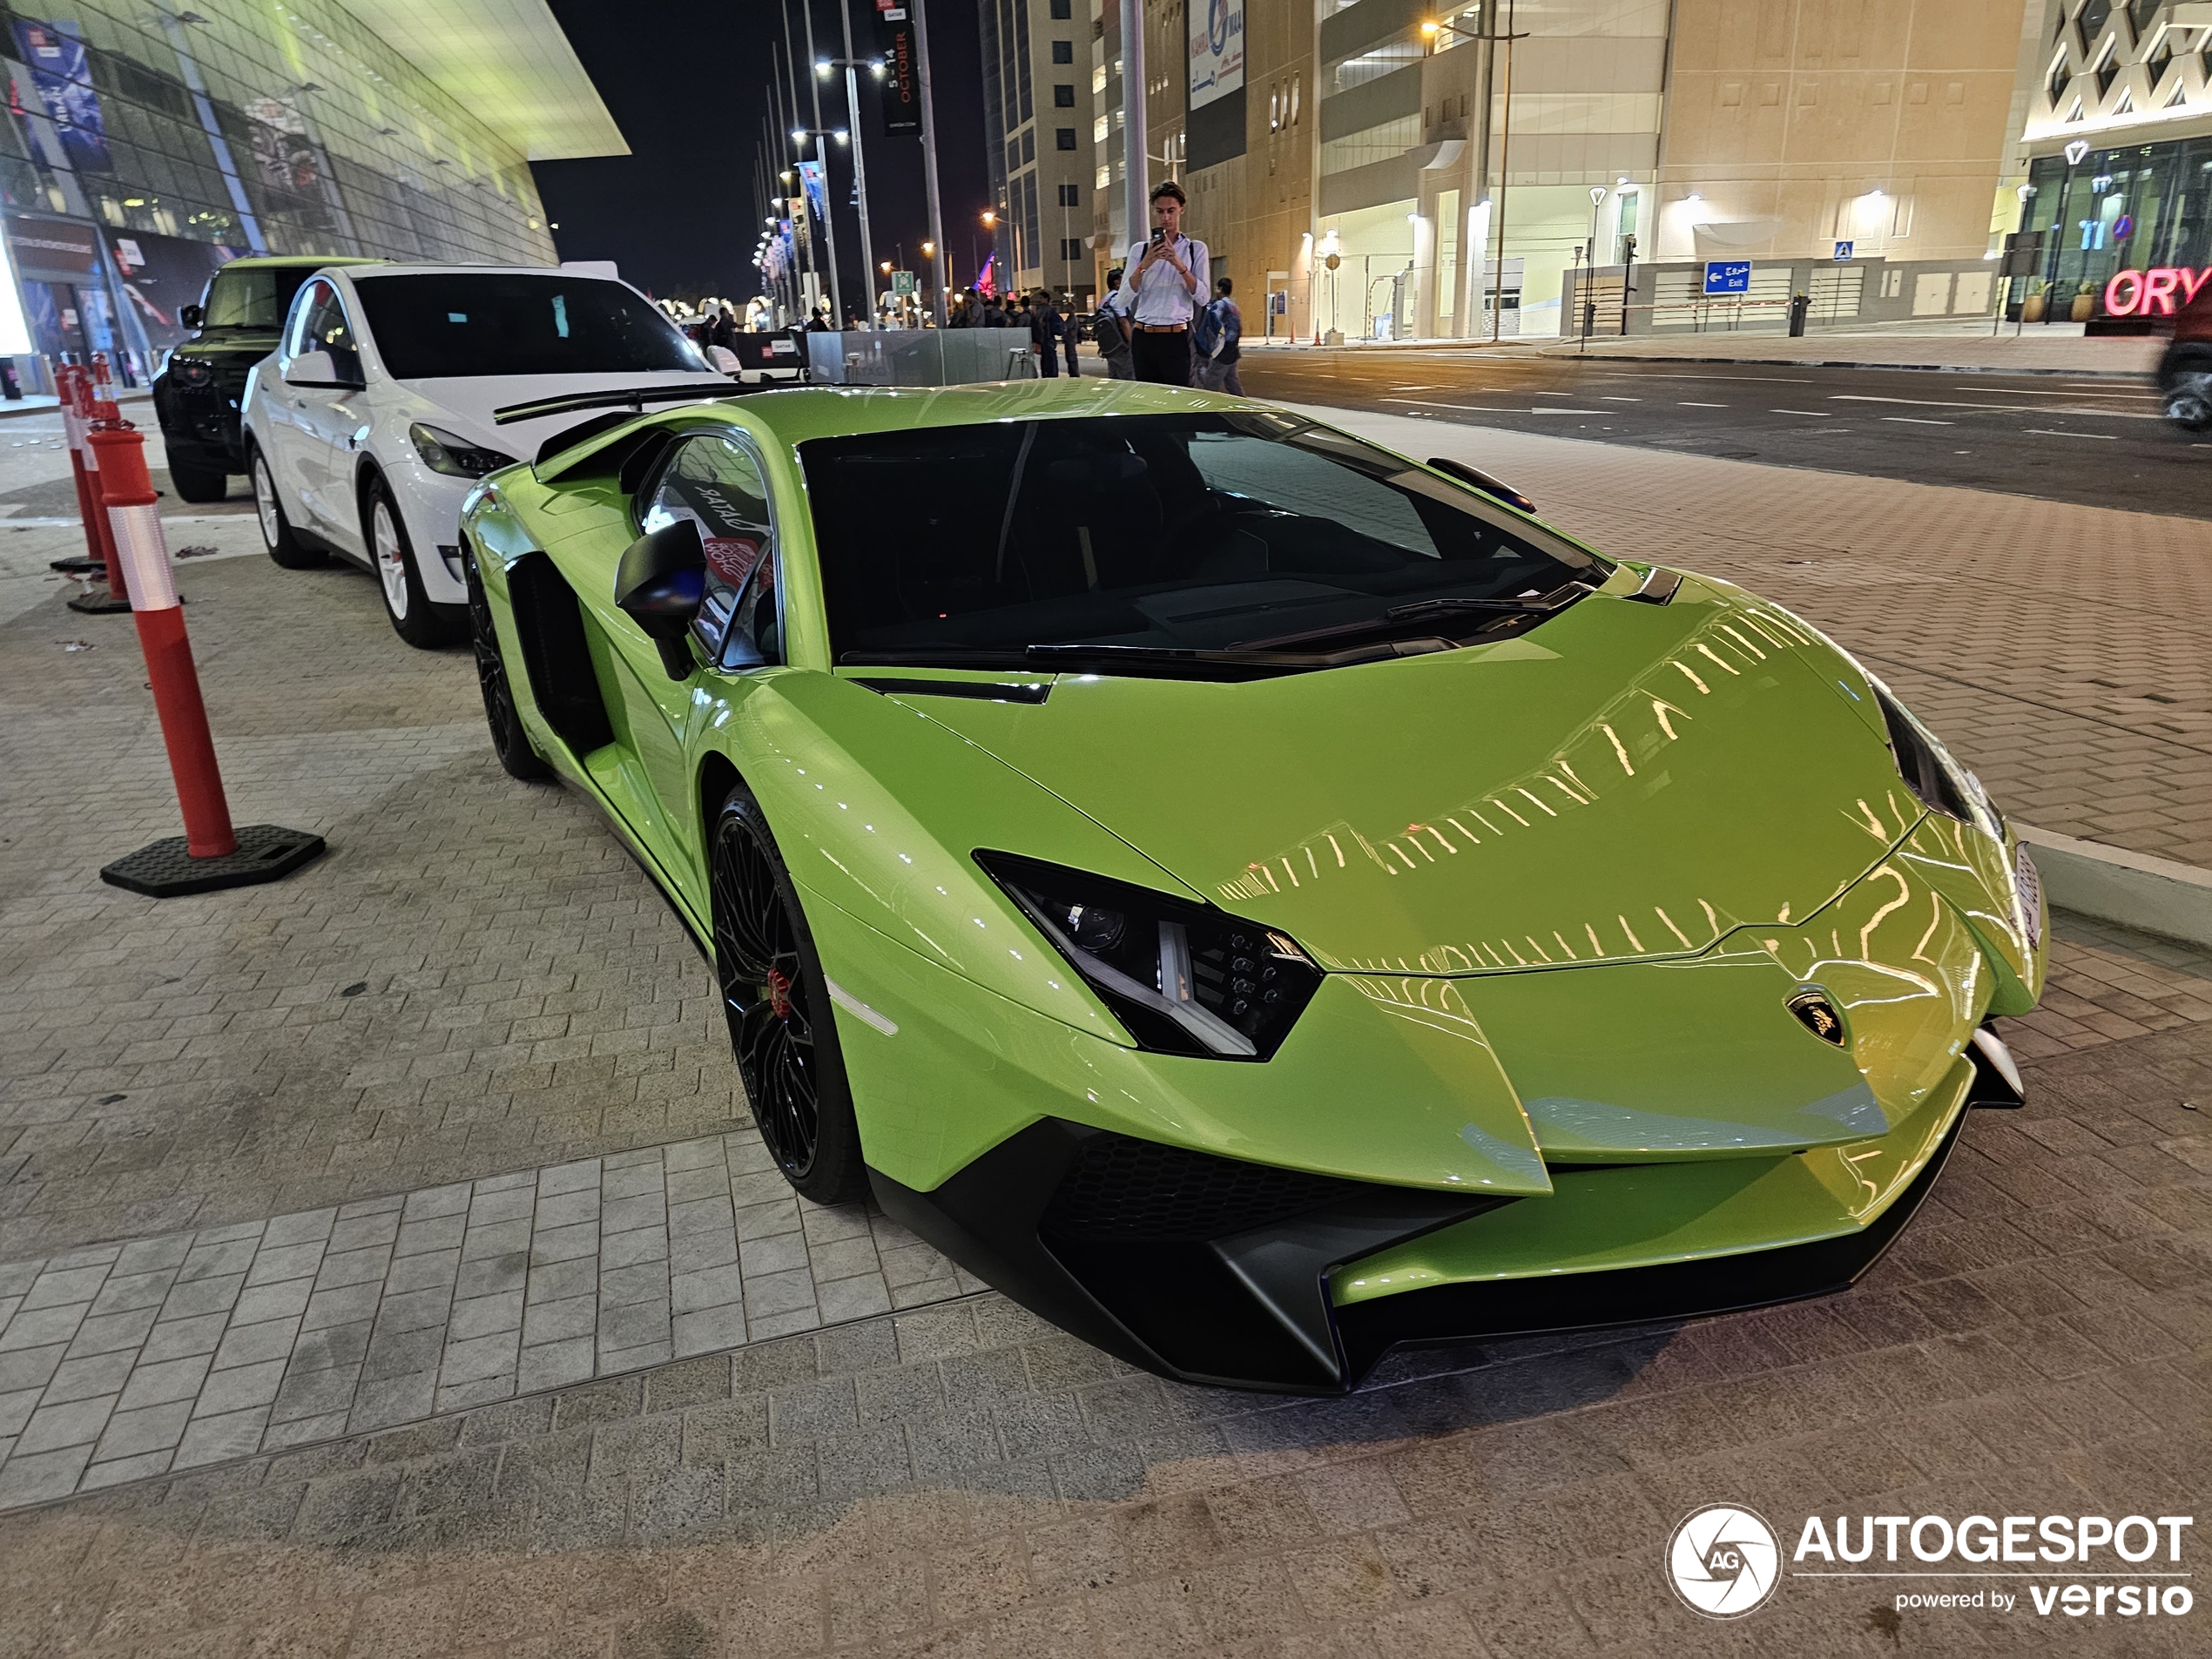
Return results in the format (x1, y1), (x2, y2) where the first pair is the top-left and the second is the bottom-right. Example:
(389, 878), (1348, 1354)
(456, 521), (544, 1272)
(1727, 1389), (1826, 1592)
(1119, 233), (1210, 326)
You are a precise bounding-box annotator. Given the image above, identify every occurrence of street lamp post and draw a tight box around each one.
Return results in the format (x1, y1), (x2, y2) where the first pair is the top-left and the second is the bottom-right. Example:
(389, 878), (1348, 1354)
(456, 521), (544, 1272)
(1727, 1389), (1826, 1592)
(819, 37), (887, 327)
(1424, 6), (1528, 346)
(912, 0), (951, 327)
(792, 126), (850, 327)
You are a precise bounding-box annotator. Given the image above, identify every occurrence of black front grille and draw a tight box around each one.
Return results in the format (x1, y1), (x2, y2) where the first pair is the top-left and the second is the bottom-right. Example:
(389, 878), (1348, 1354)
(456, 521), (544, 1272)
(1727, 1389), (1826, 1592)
(1042, 1133), (1356, 1243)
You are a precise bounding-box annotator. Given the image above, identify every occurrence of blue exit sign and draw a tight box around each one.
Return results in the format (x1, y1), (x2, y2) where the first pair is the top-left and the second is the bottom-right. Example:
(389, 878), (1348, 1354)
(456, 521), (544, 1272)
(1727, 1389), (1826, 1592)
(1703, 260), (1751, 295)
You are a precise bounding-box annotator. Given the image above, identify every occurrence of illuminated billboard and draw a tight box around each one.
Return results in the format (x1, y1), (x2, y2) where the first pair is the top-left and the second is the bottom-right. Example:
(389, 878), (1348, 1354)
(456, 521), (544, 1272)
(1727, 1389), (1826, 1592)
(1189, 0), (1243, 111)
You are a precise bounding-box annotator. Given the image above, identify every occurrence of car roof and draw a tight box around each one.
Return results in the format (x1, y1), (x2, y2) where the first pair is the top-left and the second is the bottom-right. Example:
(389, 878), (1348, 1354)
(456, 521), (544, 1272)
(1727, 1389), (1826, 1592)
(340, 264), (627, 283)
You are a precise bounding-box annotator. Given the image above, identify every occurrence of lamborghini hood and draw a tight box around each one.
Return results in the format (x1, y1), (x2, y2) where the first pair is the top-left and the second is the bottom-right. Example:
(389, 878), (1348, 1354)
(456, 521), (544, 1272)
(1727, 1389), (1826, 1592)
(883, 580), (1917, 972)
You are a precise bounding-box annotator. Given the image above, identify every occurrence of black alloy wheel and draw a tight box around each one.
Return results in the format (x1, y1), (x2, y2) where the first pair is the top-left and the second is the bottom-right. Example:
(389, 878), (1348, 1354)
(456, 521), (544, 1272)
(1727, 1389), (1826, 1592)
(710, 785), (867, 1204)
(465, 544), (550, 780)
(167, 461), (228, 503)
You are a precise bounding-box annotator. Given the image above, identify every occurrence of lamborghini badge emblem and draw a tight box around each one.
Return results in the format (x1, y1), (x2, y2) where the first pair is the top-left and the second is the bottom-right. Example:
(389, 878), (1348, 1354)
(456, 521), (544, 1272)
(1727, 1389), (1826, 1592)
(1786, 990), (1847, 1046)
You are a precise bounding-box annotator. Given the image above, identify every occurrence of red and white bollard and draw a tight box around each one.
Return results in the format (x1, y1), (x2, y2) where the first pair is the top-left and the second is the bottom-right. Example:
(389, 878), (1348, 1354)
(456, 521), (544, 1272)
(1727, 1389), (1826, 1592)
(52, 366), (129, 608)
(91, 421), (326, 897)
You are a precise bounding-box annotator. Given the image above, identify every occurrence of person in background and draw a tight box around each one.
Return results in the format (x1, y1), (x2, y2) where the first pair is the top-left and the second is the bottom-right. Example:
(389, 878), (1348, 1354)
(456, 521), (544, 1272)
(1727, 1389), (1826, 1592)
(982, 292), (1008, 329)
(1117, 180), (1207, 386)
(1062, 293), (1082, 377)
(1092, 271), (1133, 380)
(1195, 276), (1244, 395)
(1032, 290), (1063, 377)
(710, 307), (736, 351)
(806, 308), (831, 334)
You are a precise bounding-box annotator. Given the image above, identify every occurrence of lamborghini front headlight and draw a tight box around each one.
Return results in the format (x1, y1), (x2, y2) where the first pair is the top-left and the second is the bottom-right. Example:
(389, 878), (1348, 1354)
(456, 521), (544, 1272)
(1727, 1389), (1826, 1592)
(975, 852), (1323, 1061)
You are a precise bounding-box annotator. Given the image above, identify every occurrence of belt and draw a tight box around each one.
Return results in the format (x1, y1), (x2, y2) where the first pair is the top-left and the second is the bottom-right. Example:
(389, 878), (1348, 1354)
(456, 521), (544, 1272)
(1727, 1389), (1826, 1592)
(1134, 322), (1189, 334)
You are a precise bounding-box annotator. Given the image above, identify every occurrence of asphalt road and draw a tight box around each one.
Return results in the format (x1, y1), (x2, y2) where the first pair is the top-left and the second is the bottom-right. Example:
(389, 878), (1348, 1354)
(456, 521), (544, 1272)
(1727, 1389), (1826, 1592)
(1236, 345), (2212, 519)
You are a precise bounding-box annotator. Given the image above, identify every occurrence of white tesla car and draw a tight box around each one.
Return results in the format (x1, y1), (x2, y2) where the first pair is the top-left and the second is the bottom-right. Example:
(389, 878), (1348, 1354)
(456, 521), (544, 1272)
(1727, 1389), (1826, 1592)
(240, 264), (735, 646)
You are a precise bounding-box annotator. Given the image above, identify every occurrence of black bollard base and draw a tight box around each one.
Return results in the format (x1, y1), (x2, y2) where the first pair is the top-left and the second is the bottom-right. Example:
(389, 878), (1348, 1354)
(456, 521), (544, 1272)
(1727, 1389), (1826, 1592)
(101, 823), (327, 897)
(65, 585), (133, 614)
(50, 555), (105, 573)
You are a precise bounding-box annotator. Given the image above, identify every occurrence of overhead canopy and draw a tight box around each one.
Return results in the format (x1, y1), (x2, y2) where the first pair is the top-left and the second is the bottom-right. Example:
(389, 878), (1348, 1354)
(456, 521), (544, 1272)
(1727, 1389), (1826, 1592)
(346, 0), (629, 161)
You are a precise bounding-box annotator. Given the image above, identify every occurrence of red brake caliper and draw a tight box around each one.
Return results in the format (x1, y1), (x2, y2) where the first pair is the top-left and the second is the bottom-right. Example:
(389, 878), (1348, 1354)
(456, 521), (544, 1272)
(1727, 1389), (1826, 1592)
(766, 966), (793, 1021)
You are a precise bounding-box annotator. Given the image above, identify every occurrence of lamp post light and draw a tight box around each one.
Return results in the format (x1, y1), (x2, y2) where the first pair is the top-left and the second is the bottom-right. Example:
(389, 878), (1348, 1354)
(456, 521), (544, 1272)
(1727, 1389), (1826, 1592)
(792, 125), (850, 324)
(819, 44), (887, 326)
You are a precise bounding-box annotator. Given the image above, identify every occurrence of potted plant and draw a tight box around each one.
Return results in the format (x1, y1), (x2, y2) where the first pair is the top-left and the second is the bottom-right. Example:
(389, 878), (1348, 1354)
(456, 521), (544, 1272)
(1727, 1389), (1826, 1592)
(2022, 279), (2047, 324)
(2071, 280), (2096, 323)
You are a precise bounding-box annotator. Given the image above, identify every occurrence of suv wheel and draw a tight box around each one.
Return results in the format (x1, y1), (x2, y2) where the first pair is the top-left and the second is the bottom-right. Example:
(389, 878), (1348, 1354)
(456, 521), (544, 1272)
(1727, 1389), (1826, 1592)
(368, 480), (466, 648)
(252, 448), (323, 570)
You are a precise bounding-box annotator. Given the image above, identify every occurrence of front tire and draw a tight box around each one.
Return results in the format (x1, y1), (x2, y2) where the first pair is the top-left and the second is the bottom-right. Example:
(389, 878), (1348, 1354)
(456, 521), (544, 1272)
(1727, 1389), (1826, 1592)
(710, 785), (867, 1204)
(368, 479), (465, 649)
(465, 544), (550, 780)
(252, 447), (323, 570)
(168, 461), (228, 503)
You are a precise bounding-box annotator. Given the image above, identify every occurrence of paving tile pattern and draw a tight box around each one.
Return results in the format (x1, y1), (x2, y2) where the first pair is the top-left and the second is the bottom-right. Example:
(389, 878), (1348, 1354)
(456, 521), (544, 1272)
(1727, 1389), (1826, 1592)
(1308, 408), (2212, 868)
(0, 1136), (982, 1507)
(0, 1005), (2204, 1657)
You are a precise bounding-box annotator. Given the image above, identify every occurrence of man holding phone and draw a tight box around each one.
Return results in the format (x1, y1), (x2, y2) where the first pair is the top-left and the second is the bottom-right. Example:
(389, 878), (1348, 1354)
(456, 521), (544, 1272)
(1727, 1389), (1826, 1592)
(1117, 180), (1209, 385)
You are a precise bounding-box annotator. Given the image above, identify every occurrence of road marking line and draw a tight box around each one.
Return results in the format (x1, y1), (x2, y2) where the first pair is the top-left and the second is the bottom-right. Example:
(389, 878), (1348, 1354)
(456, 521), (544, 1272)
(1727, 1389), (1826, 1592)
(1770, 408), (1829, 415)
(1527, 408), (1611, 415)
(2026, 428), (2119, 440)
(1529, 390), (1575, 397)
(1680, 401), (1728, 408)
(1380, 398), (1525, 412)
(1600, 395), (1641, 401)
(1883, 416), (1954, 425)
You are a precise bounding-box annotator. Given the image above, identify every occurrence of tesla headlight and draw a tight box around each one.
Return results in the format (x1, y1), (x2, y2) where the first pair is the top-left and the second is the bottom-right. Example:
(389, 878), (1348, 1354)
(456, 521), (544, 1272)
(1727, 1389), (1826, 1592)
(1867, 675), (2001, 840)
(976, 852), (1324, 1061)
(409, 421), (517, 479)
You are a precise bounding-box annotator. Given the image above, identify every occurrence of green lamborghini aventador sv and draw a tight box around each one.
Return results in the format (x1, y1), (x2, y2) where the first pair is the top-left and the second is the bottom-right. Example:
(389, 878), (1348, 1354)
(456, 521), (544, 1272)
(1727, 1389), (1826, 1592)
(459, 377), (2046, 1393)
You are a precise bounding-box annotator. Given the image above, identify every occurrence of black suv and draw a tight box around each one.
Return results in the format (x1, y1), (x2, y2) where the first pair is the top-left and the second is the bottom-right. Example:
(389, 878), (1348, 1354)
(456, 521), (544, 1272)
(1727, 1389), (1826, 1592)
(152, 255), (378, 502)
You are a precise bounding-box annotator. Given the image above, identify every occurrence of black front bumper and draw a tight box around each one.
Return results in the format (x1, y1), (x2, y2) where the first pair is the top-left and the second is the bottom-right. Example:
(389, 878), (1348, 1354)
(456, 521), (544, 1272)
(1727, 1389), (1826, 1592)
(871, 1111), (1966, 1393)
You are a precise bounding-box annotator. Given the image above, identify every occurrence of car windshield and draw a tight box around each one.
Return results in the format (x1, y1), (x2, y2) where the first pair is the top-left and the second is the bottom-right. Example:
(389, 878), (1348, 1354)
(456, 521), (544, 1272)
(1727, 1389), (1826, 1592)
(801, 411), (1608, 672)
(201, 265), (319, 331)
(350, 273), (709, 379)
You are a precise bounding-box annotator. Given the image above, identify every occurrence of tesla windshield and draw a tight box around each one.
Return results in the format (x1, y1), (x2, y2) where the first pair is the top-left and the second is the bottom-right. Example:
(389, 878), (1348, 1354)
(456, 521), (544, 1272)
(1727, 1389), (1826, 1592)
(202, 265), (319, 331)
(802, 412), (1609, 672)
(351, 273), (709, 380)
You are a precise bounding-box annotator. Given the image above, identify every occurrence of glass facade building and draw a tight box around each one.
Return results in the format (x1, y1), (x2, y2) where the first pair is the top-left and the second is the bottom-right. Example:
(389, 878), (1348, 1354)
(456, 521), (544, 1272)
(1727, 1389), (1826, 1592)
(0, 0), (556, 384)
(2022, 138), (2212, 300)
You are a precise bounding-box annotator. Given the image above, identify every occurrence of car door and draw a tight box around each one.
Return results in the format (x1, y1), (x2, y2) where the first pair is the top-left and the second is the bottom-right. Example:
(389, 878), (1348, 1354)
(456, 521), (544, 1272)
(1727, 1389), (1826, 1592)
(278, 277), (368, 547)
(583, 430), (786, 893)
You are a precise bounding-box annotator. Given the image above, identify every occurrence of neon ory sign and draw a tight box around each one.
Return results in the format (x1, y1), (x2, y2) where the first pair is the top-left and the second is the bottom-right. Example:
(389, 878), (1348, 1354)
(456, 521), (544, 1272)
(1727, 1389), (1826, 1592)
(2102, 266), (2211, 315)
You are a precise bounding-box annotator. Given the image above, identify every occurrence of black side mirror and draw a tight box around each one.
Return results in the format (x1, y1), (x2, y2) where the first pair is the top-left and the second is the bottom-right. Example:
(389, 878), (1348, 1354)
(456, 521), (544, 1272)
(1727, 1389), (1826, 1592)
(614, 518), (706, 679)
(179, 303), (205, 331)
(1426, 455), (1535, 515)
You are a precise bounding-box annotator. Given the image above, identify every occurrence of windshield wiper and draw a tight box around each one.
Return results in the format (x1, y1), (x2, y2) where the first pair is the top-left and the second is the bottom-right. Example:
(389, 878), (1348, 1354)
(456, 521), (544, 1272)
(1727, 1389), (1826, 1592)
(1232, 583), (1591, 652)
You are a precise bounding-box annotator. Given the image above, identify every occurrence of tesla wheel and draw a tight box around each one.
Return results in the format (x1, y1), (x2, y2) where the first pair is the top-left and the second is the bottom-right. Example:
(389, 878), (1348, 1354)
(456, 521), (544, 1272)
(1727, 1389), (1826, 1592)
(252, 447), (323, 570)
(168, 461), (228, 503)
(465, 544), (550, 780)
(710, 784), (867, 1204)
(368, 478), (466, 649)
(2167, 381), (2212, 432)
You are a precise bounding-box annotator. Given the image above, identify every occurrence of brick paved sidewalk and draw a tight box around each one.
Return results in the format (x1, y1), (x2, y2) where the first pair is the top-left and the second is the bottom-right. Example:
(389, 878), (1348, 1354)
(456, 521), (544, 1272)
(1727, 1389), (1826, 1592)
(1299, 404), (2212, 871)
(0, 993), (2203, 1658)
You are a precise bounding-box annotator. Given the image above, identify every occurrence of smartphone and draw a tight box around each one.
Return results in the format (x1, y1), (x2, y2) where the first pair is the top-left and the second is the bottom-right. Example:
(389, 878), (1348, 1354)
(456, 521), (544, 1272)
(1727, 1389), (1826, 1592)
(1150, 228), (1165, 245)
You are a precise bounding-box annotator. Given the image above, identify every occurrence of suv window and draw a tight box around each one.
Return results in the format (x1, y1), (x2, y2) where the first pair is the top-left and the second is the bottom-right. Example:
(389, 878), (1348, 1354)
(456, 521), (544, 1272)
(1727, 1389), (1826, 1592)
(638, 434), (782, 668)
(349, 273), (707, 380)
(202, 265), (319, 331)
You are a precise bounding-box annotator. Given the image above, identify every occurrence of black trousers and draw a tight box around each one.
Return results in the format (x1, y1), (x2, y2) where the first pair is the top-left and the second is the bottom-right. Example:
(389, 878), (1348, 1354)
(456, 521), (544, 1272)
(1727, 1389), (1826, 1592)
(1130, 327), (1191, 386)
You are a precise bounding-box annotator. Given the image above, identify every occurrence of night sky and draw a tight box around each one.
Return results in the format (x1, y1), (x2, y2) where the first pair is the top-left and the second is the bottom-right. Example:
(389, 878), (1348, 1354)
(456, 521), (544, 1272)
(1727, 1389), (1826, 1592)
(535, 0), (991, 307)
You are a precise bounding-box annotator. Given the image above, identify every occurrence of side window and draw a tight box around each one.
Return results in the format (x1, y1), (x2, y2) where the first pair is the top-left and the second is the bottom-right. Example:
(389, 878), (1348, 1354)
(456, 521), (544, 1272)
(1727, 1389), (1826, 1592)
(638, 434), (782, 667)
(287, 279), (360, 370)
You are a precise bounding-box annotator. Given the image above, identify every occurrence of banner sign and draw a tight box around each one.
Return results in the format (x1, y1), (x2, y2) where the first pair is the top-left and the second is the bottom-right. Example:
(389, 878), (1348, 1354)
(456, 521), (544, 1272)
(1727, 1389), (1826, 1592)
(1188, 0), (1244, 111)
(109, 226), (241, 350)
(798, 159), (827, 229)
(2103, 266), (2211, 316)
(11, 19), (111, 172)
(876, 2), (920, 138)
(7, 212), (100, 277)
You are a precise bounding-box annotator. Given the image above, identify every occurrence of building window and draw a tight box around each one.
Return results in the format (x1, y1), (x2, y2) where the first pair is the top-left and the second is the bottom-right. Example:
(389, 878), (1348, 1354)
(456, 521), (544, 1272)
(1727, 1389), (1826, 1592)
(1049, 0), (1071, 17)
(1052, 39), (1073, 64)
(1056, 127), (1078, 150)
(1022, 129), (1036, 163)
(1055, 83), (1076, 107)
(1058, 182), (1080, 206)
(1062, 238), (1085, 261)
(1006, 138), (1021, 175)
(1318, 113), (1420, 176)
